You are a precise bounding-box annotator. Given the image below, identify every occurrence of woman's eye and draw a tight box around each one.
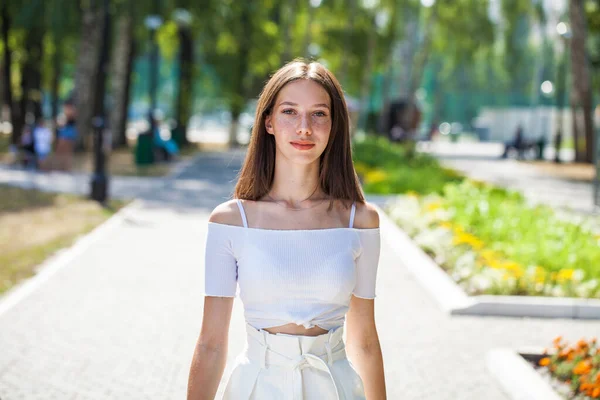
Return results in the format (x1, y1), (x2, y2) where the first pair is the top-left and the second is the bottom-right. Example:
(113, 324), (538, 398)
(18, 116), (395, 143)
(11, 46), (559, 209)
(314, 111), (327, 117)
(282, 109), (295, 114)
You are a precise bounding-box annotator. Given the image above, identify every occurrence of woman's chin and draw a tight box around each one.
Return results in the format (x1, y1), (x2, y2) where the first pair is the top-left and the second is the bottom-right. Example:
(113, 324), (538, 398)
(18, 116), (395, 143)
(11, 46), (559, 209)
(277, 149), (322, 165)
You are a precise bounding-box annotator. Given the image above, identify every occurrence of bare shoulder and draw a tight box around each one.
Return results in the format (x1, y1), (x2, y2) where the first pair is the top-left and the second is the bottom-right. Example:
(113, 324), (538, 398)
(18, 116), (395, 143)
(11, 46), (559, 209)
(353, 201), (380, 229)
(208, 199), (245, 227)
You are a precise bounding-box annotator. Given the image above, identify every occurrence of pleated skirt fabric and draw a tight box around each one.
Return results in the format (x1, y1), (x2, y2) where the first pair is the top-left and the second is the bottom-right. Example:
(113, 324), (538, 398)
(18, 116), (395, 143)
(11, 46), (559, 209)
(221, 324), (366, 400)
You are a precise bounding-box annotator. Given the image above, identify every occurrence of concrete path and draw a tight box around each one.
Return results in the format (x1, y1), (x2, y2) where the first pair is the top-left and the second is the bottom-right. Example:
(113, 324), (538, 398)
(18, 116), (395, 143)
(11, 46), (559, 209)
(0, 154), (198, 200)
(421, 141), (599, 215)
(0, 150), (598, 399)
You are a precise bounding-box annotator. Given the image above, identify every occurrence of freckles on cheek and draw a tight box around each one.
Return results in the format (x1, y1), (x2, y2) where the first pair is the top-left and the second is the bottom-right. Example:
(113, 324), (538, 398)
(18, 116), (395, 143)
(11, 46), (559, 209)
(274, 115), (297, 129)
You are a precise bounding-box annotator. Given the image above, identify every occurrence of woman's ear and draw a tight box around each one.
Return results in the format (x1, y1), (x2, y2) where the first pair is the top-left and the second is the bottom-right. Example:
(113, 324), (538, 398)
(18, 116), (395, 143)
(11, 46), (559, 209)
(265, 114), (274, 135)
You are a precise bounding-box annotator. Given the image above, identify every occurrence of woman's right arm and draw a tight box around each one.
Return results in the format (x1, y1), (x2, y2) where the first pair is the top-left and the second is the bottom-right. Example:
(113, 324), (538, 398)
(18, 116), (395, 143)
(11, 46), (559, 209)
(189, 200), (242, 399)
(187, 295), (234, 400)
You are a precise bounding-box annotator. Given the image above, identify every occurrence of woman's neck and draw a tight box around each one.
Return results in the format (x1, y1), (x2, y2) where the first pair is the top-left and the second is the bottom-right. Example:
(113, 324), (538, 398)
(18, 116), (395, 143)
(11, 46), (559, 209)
(268, 158), (326, 206)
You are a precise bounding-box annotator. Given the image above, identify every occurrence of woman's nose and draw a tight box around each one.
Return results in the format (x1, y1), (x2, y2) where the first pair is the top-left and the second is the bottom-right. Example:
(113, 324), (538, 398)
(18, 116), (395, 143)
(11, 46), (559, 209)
(297, 113), (312, 135)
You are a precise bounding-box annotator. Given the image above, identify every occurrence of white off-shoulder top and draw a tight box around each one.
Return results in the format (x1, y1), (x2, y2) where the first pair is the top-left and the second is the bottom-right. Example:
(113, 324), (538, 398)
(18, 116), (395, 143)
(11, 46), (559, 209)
(204, 200), (381, 331)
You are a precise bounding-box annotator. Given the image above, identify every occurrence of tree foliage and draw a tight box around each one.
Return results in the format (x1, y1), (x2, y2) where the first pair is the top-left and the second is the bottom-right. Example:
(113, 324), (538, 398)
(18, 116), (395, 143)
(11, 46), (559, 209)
(1, 0), (597, 147)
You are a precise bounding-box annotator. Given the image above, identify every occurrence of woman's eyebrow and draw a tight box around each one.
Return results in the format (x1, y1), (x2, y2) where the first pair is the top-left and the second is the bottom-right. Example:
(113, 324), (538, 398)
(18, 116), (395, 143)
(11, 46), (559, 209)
(278, 101), (330, 109)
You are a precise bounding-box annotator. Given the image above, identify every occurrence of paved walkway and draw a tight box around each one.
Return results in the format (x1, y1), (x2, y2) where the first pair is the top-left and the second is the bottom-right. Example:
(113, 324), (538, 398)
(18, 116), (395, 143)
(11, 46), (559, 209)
(0, 155), (199, 200)
(421, 141), (599, 215)
(0, 150), (598, 399)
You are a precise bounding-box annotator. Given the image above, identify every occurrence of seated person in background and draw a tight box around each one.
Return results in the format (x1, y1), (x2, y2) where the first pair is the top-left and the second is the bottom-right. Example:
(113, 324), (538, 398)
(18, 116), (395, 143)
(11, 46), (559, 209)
(32, 117), (53, 171)
(151, 113), (179, 162)
(501, 124), (527, 159)
(55, 101), (78, 171)
(19, 125), (36, 169)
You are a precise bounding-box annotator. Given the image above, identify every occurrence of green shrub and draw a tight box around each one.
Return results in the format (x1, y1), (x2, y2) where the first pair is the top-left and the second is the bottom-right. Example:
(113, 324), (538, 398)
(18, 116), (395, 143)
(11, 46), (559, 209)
(352, 135), (462, 195)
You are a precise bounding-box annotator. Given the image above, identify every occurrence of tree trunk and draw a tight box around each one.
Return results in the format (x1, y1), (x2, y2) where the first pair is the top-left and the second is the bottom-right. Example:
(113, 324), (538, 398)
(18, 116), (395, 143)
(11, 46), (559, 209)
(51, 45), (63, 140)
(175, 25), (193, 148)
(338, 0), (356, 87)
(229, 3), (252, 148)
(408, 5), (437, 102)
(571, 105), (582, 161)
(15, 24), (44, 145)
(109, 12), (134, 149)
(358, 14), (377, 134)
(281, 0), (296, 63)
(397, 14), (419, 100)
(75, 3), (104, 151)
(303, 2), (315, 59)
(378, 1), (399, 134)
(569, 0), (593, 163)
(1, 2), (15, 143)
(229, 113), (240, 149)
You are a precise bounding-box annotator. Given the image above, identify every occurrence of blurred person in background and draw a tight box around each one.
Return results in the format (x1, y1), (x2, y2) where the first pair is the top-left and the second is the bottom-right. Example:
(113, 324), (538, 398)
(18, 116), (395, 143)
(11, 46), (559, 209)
(32, 116), (52, 171)
(151, 110), (179, 162)
(501, 123), (526, 159)
(19, 124), (36, 169)
(55, 100), (78, 171)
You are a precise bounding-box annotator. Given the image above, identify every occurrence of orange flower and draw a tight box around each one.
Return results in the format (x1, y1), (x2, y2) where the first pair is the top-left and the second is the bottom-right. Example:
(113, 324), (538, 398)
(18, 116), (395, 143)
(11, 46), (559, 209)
(574, 360), (592, 375)
(577, 339), (589, 350)
(553, 336), (563, 348)
(539, 357), (551, 367)
(593, 387), (600, 398)
(559, 348), (572, 358)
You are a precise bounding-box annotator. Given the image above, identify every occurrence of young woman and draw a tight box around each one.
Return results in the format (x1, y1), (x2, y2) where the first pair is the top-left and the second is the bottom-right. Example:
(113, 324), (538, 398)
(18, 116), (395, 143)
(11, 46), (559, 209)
(188, 60), (386, 399)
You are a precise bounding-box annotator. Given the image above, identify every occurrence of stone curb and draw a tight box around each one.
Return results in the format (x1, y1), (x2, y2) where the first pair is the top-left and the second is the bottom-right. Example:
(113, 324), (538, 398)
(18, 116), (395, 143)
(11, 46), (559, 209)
(486, 348), (562, 400)
(372, 202), (600, 320)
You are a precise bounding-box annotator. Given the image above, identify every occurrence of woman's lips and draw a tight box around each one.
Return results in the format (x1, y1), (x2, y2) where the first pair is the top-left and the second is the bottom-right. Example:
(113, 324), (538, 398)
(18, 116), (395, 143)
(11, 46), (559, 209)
(290, 142), (315, 150)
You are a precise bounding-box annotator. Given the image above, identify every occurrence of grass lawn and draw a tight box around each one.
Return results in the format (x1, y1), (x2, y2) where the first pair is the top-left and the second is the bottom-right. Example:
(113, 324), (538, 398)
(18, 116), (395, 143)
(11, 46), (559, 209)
(0, 184), (128, 295)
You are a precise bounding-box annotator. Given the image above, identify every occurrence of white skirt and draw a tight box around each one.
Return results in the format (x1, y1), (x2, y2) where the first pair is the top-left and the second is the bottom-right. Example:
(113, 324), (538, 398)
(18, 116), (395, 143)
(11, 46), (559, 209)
(222, 324), (366, 399)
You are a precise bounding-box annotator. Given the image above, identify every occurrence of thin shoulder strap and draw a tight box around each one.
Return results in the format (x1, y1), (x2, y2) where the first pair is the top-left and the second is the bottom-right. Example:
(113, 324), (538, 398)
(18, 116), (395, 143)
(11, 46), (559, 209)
(349, 202), (356, 228)
(236, 199), (248, 228)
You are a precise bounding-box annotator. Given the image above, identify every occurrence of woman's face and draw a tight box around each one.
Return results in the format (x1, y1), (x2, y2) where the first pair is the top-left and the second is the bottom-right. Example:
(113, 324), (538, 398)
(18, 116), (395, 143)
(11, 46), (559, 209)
(265, 79), (332, 165)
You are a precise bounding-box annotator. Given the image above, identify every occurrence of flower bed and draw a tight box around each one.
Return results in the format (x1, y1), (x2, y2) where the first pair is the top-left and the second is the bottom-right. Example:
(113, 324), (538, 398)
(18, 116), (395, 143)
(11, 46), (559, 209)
(534, 337), (600, 399)
(385, 181), (600, 298)
(352, 135), (600, 299)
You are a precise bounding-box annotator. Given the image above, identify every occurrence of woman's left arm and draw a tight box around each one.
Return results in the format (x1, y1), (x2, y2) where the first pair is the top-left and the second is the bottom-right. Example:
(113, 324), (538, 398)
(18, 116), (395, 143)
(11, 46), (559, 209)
(346, 295), (386, 399)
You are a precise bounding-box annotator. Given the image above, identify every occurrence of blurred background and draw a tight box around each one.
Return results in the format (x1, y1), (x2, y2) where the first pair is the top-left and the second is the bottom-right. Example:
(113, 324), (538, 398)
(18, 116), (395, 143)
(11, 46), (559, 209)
(1, 0), (599, 164)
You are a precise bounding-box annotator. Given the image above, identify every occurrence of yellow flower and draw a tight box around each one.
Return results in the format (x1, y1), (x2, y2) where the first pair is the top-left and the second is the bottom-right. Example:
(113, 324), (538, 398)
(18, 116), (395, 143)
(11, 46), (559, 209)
(556, 269), (575, 282)
(533, 266), (547, 283)
(353, 162), (369, 176)
(452, 232), (484, 250)
(439, 221), (452, 229)
(425, 202), (442, 212)
(480, 249), (498, 260)
(501, 261), (524, 278)
(406, 190), (419, 198)
(365, 169), (388, 184)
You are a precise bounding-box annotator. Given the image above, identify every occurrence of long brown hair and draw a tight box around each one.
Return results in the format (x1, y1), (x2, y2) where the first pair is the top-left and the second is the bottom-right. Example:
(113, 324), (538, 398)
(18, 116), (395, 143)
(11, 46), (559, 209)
(233, 60), (365, 209)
